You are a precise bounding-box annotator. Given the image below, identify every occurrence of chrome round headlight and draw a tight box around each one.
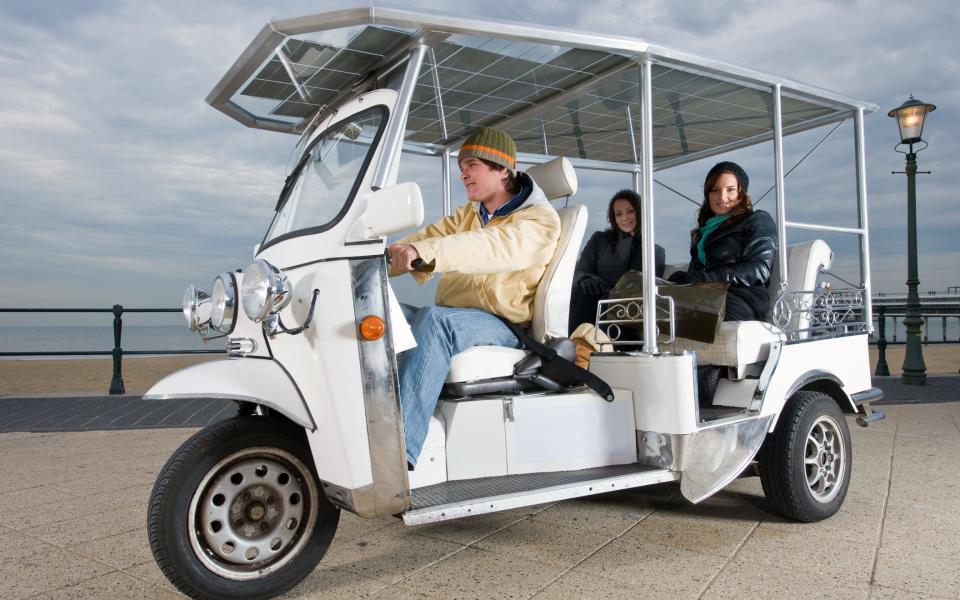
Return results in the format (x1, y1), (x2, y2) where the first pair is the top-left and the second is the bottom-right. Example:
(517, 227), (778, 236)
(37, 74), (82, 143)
(210, 272), (238, 334)
(182, 284), (211, 331)
(241, 259), (291, 322)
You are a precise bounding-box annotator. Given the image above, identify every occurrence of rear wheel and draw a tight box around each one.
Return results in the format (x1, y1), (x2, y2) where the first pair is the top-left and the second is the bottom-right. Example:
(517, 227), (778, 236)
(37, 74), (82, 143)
(759, 391), (851, 522)
(148, 416), (339, 599)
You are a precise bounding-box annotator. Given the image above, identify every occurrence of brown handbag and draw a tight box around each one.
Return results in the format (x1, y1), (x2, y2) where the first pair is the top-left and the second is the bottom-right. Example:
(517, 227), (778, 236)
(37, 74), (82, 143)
(608, 270), (728, 343)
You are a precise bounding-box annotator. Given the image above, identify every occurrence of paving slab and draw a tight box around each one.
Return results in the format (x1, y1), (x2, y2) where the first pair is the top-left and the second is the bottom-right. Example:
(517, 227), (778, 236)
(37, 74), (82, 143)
(394, 546), (565, 599)
(471, 515), (620, 568)
(32, 571), (182, 600)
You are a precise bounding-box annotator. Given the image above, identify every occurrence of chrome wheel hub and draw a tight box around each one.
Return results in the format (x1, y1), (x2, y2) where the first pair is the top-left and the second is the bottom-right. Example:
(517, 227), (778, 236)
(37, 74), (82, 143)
(188, 447), (319, 580)
(803, 415), (846, 503)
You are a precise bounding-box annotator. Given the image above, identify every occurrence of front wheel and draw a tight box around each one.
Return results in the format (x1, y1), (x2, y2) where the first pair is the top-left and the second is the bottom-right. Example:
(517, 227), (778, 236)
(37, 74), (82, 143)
(148, 416), (339, 599)
(758, 391), (852, 522)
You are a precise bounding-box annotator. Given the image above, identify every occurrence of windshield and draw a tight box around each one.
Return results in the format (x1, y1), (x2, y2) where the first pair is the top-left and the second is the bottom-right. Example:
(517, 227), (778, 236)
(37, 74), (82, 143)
(263, 106), (387, 247)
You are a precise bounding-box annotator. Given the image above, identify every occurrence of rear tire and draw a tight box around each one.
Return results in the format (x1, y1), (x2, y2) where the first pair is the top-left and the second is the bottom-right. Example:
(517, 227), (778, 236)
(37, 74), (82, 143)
(759, 391), (851, 522)
(148, 416), (339, 599)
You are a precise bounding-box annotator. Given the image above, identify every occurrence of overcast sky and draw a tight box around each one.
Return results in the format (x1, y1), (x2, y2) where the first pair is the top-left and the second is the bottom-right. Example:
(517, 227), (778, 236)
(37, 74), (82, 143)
(1, 0), (957, 324)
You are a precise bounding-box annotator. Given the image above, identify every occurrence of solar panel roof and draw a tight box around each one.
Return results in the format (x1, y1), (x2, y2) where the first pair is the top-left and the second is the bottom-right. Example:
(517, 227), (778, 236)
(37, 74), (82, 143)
(209, 3), (876, 169)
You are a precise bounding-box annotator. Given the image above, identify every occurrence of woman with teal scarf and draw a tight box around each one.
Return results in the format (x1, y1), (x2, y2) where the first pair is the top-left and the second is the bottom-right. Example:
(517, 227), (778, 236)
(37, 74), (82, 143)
(667, 162), (777, 322)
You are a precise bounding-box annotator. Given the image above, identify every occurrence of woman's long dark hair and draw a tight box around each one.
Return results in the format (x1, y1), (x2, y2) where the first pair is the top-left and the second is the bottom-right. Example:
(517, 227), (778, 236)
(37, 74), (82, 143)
(604, 189), (641, 244)
(692, 168), (753, 242)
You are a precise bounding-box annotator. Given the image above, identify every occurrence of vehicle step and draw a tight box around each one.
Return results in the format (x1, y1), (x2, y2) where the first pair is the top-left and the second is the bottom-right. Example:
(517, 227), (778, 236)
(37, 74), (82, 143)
(403, 464), (678, 525)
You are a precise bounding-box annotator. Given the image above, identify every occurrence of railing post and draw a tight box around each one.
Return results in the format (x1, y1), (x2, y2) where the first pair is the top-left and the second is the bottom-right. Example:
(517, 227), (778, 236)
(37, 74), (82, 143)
(922, 316), (929, 345)
(943, 316), (947, 342)
(109, 304), (125, 395)
(875, 305), (890, 376)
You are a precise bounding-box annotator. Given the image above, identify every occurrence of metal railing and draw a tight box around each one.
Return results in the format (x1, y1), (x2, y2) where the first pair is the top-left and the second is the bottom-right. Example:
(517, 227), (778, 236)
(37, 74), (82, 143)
(0, 306), (225, 394)
(871, 304), (960, 376)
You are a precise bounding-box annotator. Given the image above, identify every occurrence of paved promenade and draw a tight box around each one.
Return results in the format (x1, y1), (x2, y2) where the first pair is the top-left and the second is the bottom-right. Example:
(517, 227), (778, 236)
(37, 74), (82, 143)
(0, 379), (957, 599)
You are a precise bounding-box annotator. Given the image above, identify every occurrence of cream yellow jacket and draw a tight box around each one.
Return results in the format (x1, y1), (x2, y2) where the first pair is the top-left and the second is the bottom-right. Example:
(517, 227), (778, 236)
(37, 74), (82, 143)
(393, 176), (561, 324)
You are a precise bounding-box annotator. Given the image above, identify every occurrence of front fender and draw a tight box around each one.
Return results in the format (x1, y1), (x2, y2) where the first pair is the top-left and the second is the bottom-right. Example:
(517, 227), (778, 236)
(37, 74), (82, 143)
(144, 358), (315, 431)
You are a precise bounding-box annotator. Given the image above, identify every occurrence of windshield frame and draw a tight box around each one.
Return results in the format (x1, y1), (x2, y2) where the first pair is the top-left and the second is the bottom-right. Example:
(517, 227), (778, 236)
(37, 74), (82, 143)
(260, 103), (390, 252)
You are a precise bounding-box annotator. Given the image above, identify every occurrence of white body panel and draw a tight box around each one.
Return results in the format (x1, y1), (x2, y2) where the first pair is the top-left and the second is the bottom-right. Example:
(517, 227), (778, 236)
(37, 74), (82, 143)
(441, 399), (508, 480)
(408, 414), (447, 489)
(440, 391), (637, 480)
(271, 260), (375, 490)
(506, 390), (637, 474)
(589, 353), (699, 434)
(144, 359), (311, 428)
(760, 335), (871, 427)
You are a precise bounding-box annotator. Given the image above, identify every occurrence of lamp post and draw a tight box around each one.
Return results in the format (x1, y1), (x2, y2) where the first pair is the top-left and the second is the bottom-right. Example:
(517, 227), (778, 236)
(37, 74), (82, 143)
(888, 96), (936, 385)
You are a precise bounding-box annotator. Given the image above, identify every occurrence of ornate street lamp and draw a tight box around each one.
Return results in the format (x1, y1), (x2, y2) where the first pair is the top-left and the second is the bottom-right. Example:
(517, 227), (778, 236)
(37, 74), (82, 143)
(888, 95), (936, 385)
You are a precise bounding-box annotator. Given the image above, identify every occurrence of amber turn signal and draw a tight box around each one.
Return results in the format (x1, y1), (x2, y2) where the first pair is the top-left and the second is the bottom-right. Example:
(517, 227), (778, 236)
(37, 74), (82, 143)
(359, 315), (386, 341)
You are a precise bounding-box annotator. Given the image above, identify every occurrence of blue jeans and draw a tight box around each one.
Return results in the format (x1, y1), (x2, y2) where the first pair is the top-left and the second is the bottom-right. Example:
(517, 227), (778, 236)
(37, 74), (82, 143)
(398, 306), (520, 465)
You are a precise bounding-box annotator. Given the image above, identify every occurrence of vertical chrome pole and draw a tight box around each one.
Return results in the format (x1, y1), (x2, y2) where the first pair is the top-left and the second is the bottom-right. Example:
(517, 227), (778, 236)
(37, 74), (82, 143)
(772, 84), (788, 290)
(442, 148), (452, 216)
(854, 108), (874, 333)
(639, 59), (658, 354)
(540, 115), (549, 155)
(371, 45), (428, 190)
(429, 48), (448, 142)
(625, 105), (641, 192)
(430, 48), (452, 216)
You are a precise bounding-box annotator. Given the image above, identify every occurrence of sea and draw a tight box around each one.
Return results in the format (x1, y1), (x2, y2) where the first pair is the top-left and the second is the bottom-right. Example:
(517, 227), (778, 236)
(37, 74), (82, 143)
(0, 325), (218, 358)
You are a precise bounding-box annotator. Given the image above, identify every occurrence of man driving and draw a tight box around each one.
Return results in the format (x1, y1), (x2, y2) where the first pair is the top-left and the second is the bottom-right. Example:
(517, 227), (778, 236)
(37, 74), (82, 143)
(388, 128), (561, 468)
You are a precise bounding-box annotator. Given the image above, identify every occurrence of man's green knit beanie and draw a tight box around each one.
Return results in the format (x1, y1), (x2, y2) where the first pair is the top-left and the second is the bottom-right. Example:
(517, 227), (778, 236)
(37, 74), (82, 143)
(458, 128), (517, 175)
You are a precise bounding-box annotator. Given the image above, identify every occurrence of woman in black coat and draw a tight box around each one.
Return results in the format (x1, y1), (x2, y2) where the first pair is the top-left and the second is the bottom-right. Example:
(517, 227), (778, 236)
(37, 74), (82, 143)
(569, 190), (665, 333)
(667, 162), (777, 321)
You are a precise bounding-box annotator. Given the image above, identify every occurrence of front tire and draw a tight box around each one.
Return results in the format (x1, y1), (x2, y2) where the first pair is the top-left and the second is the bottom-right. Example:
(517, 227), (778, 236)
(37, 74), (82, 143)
(759, 391), (852, 522)
(148, 416), (339, 599)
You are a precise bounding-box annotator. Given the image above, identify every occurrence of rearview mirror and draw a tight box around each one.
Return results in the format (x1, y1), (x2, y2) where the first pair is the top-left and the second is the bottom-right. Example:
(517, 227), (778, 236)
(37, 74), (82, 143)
(347, 182), (424, 241)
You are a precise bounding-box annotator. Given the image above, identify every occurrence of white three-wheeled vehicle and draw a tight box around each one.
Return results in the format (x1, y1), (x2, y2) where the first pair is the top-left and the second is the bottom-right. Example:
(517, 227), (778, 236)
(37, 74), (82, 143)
(146, 4), (885, 598)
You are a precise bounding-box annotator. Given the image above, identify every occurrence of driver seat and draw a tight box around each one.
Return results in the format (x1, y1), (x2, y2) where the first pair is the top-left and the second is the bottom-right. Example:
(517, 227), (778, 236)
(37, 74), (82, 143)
(443, 157), (586, 396)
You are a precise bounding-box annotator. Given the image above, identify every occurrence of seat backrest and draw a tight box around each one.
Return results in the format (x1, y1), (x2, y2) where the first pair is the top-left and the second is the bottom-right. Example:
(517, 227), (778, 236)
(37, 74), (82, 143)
(526, 157), (585, 341)
(767, 239), (833, 333)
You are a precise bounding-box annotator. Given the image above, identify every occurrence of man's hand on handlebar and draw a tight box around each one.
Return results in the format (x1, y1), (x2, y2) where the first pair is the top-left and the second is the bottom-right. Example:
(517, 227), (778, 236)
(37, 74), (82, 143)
(387, 243), (421, 272)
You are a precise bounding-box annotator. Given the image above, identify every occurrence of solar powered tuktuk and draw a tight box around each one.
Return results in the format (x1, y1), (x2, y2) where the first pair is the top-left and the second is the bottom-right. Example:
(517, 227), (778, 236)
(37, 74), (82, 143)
(145, 4), (886, 598)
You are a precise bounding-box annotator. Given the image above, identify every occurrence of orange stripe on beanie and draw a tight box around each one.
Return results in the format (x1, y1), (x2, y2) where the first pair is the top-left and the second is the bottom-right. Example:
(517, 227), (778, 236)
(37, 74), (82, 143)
(458, 128), (517, 174)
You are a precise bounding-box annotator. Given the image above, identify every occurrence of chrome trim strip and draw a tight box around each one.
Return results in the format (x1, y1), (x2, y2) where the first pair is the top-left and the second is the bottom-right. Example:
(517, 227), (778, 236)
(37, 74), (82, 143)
(348, 257), (411, 517)
(401, 468), (678, 525)
(637, 415), (774, 504)
(142, 393), (314, 430)
(639, 58), (657, 354)
(854, 108), (874, 333)
(370, 45), (427, 190)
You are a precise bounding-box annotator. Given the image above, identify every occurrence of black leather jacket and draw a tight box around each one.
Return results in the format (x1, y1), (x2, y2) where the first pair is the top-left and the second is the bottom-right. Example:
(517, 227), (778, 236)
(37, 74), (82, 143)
(574, 230), (666, 287)
(687, 210), (777, 314)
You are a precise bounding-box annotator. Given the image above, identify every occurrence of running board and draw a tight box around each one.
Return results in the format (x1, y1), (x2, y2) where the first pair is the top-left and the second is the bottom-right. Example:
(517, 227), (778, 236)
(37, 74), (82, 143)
(402, 464), (678, 526)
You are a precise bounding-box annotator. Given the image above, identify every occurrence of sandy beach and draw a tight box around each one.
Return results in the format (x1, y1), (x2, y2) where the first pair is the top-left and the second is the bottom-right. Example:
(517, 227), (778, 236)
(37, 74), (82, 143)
(0, 345), (957, 397)
(0, 355), (218, 397)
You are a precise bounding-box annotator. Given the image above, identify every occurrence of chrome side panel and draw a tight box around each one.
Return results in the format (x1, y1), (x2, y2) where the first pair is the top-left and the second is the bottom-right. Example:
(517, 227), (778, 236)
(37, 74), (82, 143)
(325, 256), (410, 517)
(144, 359), (314, 430)
(639, 415), (774, 504)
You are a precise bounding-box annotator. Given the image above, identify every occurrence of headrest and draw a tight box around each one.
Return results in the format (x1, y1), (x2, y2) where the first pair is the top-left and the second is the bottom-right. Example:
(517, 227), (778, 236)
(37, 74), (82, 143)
(525, 157), (578, 201)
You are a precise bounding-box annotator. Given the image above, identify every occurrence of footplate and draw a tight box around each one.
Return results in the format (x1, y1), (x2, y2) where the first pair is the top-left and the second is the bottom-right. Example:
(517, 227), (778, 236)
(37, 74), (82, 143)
(402, 464), (677, 525)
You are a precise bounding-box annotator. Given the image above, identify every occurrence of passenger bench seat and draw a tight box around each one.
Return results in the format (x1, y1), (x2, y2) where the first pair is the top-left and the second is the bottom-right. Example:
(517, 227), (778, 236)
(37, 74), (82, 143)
(662, 239), (833, 379)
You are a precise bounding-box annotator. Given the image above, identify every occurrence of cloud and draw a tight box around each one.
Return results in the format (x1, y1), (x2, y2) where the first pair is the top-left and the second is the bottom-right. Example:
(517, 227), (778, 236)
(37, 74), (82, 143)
(1, 0), (957, 324)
